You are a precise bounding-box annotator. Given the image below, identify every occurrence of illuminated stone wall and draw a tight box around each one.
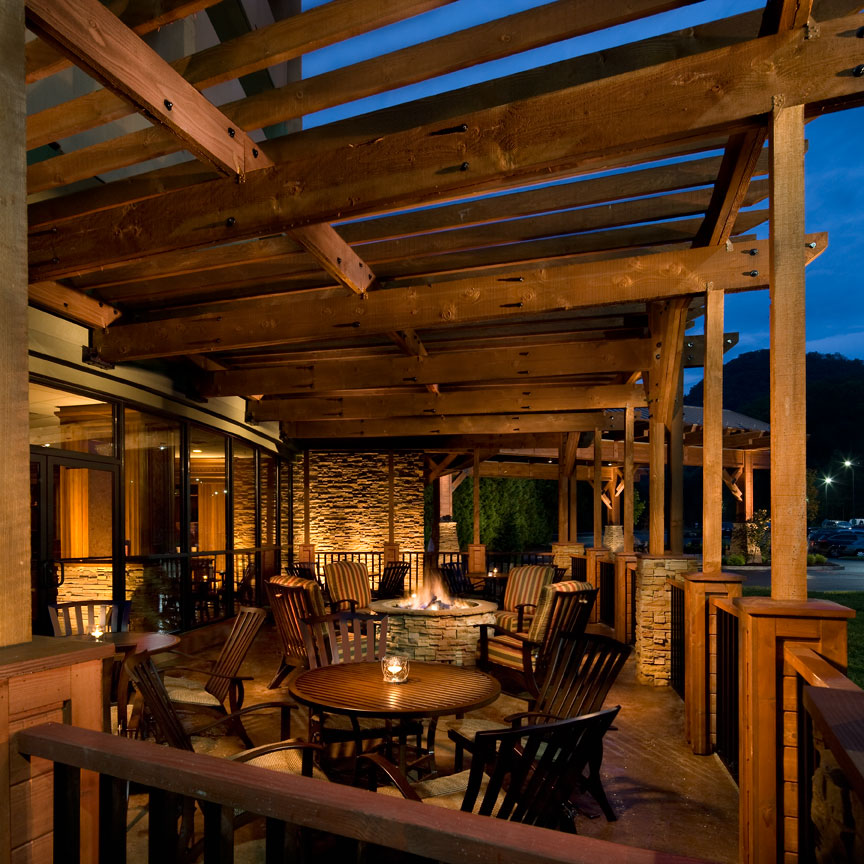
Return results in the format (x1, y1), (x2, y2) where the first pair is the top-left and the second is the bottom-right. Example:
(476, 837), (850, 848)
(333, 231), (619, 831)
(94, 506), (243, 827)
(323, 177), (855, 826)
(293, 451), (424, 552)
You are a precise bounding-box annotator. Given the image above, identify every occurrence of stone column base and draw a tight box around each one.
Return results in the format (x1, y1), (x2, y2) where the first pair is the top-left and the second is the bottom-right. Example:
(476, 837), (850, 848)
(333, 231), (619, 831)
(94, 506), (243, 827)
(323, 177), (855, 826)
(550, 542), (585, 577)
(438, 521), (460, 553)
(603, 524), (625, 553)
(731, 522), (762, 563)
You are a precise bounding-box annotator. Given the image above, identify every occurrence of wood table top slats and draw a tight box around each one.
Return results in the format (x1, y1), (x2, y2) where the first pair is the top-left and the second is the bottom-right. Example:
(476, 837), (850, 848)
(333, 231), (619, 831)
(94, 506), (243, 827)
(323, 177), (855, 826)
(289, 661), (501, 719)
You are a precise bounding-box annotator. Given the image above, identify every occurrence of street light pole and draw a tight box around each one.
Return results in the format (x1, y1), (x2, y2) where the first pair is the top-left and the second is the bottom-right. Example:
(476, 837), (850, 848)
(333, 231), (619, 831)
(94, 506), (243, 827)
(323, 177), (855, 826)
(844, 460), (856, 518)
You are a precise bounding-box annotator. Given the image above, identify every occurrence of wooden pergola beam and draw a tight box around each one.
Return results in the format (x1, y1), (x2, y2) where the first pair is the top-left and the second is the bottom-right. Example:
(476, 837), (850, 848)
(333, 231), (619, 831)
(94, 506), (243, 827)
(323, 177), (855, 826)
(94, 237), (826, 364)
(28, 281), (121, 329)
(249, 384), (647, 423)
(281, 412), (614, 439)
(28, 13), (864, 281)
(207, 344), (653, 398)
(289, 224), (376, 296)
(25, 0), (265, 178)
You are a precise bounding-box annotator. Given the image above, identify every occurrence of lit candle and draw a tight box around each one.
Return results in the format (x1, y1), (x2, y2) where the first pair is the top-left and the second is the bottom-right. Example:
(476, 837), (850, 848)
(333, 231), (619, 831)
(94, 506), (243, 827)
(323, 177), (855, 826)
(91, 624), (104, 640)
(382, 654), (409, 683)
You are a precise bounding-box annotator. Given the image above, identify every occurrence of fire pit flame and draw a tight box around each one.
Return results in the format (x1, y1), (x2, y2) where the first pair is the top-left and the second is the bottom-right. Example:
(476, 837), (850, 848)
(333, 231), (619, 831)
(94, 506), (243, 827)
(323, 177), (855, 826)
(394, 575), (470, 611)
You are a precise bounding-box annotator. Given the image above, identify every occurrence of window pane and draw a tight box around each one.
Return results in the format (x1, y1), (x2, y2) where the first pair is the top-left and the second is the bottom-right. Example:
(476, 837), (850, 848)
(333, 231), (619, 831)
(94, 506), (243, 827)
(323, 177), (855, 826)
(124, 409), (181, 556)
(232, 442), (256, 549)
(30, 382), (114, 457)
(190, 426), (226, 552)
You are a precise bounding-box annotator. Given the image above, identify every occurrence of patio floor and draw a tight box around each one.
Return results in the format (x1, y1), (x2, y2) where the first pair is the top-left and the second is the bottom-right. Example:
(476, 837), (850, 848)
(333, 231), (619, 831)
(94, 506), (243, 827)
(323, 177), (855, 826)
(129, 622), (739, 862)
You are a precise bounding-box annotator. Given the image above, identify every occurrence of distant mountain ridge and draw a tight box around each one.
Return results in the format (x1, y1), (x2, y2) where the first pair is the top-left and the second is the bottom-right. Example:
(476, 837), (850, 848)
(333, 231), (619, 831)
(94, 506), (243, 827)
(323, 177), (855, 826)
(686, 349), (864, 471)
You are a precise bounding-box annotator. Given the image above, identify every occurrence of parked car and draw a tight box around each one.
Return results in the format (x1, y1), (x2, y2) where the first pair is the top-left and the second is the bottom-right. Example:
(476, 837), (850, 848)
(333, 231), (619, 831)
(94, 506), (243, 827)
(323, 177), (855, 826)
(820, 519), (851, 530)
(810, 531), (861, 556)
(830, 535), (864, 557)
(850, 518), (864, 528)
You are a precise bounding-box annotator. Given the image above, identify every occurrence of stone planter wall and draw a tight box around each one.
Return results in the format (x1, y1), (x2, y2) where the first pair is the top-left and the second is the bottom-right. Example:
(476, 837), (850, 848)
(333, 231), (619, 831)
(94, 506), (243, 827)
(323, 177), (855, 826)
(635, 556), (693, 685)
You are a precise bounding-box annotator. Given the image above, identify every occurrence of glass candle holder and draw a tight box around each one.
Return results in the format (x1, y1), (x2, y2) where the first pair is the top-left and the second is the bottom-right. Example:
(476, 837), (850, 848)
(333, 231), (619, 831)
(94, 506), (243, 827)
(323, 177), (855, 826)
(90, 624), (104, 640)
(381, 654), (410, 684)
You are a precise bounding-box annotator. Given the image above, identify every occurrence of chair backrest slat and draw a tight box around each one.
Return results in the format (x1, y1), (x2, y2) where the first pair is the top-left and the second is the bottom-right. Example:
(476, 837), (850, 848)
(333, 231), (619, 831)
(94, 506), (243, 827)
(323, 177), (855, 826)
(300, 611), (387, 669)
(48, 600), (132, 637)
(205, 606), (266, 703)
(376, 561), (409, 598)
(324, 561), (372, 609)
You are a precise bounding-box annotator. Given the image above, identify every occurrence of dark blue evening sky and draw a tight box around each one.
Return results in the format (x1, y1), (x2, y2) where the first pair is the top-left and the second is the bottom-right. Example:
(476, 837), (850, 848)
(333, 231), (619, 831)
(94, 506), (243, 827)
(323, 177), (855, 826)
(298, 0), (864, 389)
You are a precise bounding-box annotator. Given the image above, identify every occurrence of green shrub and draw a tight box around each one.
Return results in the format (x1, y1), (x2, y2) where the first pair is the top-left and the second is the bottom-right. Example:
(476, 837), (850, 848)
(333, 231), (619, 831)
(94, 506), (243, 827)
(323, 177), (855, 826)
(807, 553), (827, 566)
(724, 553), (746, 566)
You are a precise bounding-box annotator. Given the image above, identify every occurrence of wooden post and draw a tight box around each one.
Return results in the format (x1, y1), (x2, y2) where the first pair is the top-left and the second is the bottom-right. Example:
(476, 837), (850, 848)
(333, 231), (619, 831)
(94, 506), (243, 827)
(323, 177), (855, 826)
(610, 468), (621, 525)
(302, 451), (311, 545)
(568, 473), (578, 544)
(472, 450), (480, 545)
(624, 406), (635, 554)
(592, 428), (603, 548)
(649, 418), (665, 555)
(0, 0), (30, 648)
(744, 449), (754, 521)
(703, 285), (725, 574)
(558, 438), (569, 543)
(431, 477), (441, 554)
(669, 369), (684, 555)
(387, 453), (395, 543)
(769, 103), (807, 601)
(438, 473), (452, 521)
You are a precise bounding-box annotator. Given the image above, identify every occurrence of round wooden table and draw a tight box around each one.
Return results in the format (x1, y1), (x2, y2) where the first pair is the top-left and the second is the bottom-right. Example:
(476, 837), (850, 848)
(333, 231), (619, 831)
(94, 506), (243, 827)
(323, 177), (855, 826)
(289, 661), (501, 776)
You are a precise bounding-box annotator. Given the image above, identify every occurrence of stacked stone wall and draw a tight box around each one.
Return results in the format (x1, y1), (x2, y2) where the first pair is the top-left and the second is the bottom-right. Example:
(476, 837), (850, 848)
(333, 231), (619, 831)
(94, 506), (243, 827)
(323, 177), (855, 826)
(635, 556), (692, 685)
(293, 451), (424, 552)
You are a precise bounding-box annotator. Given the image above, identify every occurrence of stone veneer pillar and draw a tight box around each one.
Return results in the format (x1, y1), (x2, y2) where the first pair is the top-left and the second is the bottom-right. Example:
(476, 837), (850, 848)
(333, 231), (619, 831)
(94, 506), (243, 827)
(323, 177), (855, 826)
(634, 555), (694, 685)
(603, 524), (624, 553)
(550, 542), (585, 577)
(438, 521), (460, 553)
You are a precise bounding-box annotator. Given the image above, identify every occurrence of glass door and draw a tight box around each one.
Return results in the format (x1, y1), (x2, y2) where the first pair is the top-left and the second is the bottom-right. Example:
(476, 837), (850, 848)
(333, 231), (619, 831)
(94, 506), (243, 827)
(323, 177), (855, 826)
(31, 453), (119, 635)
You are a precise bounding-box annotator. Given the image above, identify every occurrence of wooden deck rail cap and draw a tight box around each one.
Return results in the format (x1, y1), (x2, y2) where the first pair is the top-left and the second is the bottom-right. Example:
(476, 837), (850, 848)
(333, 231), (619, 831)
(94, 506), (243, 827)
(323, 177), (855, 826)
(731, 596), (856, 618)
(784, 643), (863, 691)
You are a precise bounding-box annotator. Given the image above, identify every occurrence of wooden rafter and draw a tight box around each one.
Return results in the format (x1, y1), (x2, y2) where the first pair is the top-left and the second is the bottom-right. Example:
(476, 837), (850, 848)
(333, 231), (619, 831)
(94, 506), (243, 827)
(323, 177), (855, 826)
(205, 344), (652, 398)
(91, 237), (826, 363)
(249, 384), (646, 423)
(28, 14), (864, 281)
(28, 281), (121, 329)
(280, 412), (614, 440)
(25, 0), (266, 178)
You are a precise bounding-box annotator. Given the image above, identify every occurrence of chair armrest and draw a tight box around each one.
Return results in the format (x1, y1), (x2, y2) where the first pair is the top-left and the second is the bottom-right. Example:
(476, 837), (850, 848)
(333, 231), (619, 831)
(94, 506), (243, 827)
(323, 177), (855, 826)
(329, 598), (358, 613)
(165, 666), (252, 682)
(503, 711), (562, 726)
(187, 700), (296, 740)
(356, 753), (423, 800)
(514, 602), (537, 633)
(230, 740), (325, 777)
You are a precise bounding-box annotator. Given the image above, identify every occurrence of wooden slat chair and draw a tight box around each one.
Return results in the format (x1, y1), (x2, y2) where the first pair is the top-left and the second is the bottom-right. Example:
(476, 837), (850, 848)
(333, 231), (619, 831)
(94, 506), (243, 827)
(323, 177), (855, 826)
(265, 577), (327, 688)
(362, 707), (620, 832)
(298, 611), (423, 766)
(48, 599), (131, 636)
(478, 581), (596, 697)
(449, 631), (632, 820)
(372, 560), (410, 600)
(493, 564), (555, 634)
(162, 606), (266, 747)
(324, 560), (373, 612)
(125, 650), (327, 858)
(439, 561), (480, 596)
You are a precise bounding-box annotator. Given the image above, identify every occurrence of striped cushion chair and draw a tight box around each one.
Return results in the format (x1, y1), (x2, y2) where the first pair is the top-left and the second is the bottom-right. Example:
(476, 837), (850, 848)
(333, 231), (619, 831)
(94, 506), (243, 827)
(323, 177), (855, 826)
(493, 564), (555, 634)
(269, 573), (327, 617)
(480, 580), (596, 697)
(324, 560), (372, 612)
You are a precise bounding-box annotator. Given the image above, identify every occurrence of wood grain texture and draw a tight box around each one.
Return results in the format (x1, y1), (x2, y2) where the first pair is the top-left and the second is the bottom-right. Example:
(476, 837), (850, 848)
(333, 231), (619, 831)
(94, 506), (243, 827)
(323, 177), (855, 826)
(769, 105), (808, 601)
(702, 286), (725, 574)
(649, 418), (665, 556)
(28, 14), (864, 281)
(28, 281), (120, 329)
(25, 0), (263, 178)
(94, 237), (826, 363)
(593, 428), (604, 548)
(0, 0), (30, 650)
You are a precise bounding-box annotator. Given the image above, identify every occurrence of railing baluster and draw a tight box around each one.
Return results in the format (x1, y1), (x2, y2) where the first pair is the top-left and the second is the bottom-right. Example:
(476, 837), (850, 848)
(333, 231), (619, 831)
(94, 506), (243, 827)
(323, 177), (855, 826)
(54, 762), (81, 864)
(203, 801), (234, 864)
(715, 606), (739, 783)
(99, 774), (127, 864)
(669, 582), (685, 699)
(148, 788), (182, 863)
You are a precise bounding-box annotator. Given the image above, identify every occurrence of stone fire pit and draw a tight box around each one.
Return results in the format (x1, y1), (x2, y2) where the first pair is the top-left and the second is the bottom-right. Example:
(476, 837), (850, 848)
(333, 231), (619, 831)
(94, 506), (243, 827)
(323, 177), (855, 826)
(369, 598), (497, 666)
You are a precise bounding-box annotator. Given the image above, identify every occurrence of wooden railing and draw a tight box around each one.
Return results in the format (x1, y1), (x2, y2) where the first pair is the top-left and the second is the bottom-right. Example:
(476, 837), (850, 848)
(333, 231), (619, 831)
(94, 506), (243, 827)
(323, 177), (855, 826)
(669, 581), (685, 700)
(571, 554), (588, 582)
(713, 599), (740, 783)
(486, 552), (553, 573)
(783, 643), (863, 861)
(598, 560), (616, 629)
(16, 723), (708, 864)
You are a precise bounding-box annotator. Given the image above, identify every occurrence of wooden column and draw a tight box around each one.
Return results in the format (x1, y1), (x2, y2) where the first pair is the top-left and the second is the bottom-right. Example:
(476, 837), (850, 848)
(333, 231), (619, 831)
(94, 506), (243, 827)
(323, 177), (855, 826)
(703, 286), (725, 574)
(623, 406), (635, 554)
(558, 438), (569, 543)
(743, 449), (755, 521)
(769, 104), (807, 601)
(438, 473), (452, 521)
(303, 451), (311, 545)
(649, 418), (665, 555)
(669, 370), (684, 555)
(472, 450), (480, 545)
(387, 453), (395, 543)
(0, 0), (29, 649)
(592, 428), (603, 548)
(609, 468), (621, 525)
(568, 474), (578, 544)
